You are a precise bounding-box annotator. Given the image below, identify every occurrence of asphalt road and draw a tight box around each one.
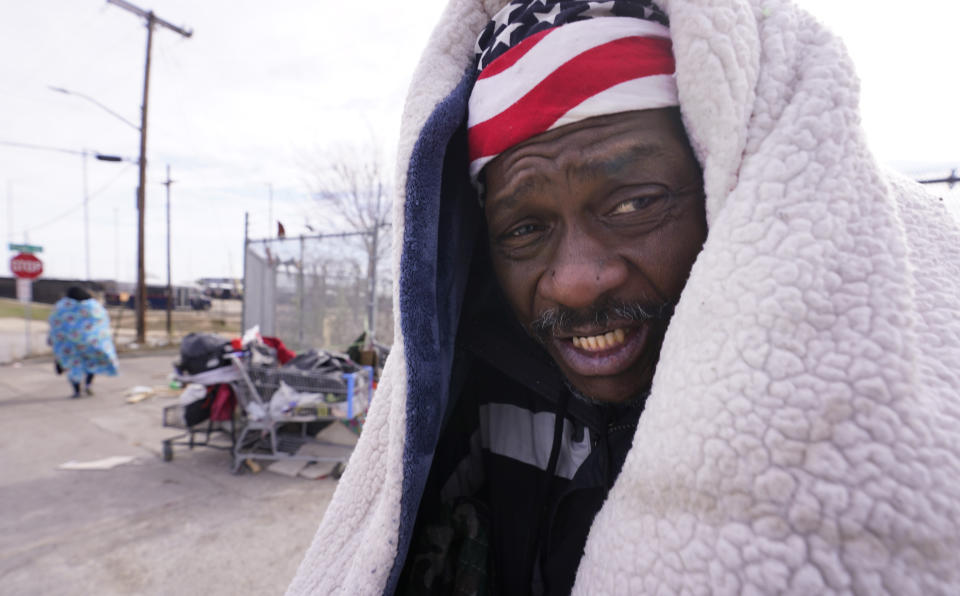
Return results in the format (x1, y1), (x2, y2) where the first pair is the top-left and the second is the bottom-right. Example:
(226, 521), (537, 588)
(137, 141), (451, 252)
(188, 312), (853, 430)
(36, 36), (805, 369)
(0, 352), (337, 595)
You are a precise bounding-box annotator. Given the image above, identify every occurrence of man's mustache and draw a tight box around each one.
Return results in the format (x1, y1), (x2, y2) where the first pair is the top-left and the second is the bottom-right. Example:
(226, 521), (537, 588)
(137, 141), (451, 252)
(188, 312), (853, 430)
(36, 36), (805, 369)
(529, 298), (676, 340)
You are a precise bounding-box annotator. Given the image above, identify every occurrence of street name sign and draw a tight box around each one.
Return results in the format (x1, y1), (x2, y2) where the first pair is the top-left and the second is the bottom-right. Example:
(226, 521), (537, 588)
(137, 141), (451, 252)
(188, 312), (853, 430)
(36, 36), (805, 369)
(7, 243), (42, 254)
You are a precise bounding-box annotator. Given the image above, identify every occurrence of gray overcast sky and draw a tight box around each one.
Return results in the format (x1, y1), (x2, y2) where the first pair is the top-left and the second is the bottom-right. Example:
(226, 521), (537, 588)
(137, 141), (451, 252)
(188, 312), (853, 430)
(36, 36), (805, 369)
(2, 1), (958, 284)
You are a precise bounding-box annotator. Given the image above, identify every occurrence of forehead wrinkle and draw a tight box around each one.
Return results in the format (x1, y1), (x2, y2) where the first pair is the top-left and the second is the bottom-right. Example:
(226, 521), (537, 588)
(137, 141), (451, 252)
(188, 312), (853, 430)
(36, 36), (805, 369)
(500, 176), (545, 208)
(486, 129), (673, 209)
(487, 156), (554, 208)
(569, 141), (666, 182)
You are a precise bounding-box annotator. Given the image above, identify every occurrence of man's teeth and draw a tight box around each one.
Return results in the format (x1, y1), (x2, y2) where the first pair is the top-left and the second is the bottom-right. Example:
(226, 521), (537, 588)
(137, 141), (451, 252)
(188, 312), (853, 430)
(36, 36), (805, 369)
(571, 328), (627, 352)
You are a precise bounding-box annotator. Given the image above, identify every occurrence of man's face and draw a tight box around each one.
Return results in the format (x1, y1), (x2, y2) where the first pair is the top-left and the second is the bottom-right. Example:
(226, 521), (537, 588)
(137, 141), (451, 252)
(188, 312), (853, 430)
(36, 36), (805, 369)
(484, 109), (707, 403)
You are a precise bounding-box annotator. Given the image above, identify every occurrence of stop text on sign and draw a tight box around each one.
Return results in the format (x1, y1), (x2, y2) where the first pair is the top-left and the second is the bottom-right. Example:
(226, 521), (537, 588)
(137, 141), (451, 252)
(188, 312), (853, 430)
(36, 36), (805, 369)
(10, 252), (44, 280)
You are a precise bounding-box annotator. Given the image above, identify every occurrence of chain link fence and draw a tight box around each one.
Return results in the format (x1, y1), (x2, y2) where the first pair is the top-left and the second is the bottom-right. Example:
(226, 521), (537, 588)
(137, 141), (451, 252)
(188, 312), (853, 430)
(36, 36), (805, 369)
(243, 231), (392, 353)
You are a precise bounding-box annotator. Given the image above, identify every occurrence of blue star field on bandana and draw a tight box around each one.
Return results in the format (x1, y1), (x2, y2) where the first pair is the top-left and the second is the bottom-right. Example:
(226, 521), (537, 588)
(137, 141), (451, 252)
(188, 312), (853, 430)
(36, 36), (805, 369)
(475, 0), (669, 72)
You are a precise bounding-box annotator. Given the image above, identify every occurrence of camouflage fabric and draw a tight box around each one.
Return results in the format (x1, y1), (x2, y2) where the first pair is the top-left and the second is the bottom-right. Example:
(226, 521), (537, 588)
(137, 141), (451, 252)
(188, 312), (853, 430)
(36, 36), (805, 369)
(398, 498), (492, 596)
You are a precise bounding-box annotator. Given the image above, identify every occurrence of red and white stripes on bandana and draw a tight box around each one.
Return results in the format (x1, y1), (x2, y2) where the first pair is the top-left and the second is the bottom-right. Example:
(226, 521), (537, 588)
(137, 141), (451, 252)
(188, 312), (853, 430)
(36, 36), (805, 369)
(467, 7), (677, 182)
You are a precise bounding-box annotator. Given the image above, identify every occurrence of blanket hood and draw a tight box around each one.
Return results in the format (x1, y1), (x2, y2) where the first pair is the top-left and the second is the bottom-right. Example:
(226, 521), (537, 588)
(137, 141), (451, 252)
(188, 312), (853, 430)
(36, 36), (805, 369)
(288, 0), (960, 594)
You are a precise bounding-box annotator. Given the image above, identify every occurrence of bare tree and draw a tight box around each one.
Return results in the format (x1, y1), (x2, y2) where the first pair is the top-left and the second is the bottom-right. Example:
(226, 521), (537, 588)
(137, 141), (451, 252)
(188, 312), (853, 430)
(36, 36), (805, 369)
(303, 141), (392, 344)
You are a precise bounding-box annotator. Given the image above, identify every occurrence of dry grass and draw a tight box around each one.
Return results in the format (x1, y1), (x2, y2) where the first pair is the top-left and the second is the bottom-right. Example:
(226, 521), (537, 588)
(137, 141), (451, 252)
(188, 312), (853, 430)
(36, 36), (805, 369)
(0, 297), (242, 341)
(0, 298), (53, 321)
(107, 299), (243, 341)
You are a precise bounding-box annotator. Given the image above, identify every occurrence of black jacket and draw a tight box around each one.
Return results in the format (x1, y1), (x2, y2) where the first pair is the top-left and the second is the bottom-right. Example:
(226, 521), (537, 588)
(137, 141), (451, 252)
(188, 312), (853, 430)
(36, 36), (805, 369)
(399, 283), (645, 595)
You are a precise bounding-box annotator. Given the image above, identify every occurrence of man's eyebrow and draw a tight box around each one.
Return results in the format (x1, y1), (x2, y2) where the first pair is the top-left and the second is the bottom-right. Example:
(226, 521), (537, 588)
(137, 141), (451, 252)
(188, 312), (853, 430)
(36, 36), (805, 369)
(487, 142), (666, 208)
(487, 176), (545, 209)
(572, 142), (666, 180)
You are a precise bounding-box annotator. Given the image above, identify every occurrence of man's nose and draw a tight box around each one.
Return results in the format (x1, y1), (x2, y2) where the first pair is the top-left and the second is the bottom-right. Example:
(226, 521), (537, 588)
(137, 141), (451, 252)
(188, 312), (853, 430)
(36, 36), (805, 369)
(538, 228), (628, 310)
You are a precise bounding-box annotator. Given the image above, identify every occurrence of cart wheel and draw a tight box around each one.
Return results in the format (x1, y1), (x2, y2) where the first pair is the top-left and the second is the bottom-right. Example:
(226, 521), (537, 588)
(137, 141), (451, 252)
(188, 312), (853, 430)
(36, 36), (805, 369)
(332, 461), (345, 479)
(162, 440), (173, 462)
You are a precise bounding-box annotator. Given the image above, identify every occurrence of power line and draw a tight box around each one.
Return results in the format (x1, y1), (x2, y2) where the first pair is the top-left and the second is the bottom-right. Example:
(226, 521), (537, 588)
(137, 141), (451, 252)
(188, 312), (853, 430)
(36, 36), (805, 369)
(0, 139), (84, 157)
(0, 139), (132, 161)
(24, 163), (134, 233)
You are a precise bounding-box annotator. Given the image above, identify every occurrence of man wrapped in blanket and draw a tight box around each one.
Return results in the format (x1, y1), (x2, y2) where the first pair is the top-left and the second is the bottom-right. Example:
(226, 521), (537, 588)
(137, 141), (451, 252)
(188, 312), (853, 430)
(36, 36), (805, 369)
(288, 1), (960, 594)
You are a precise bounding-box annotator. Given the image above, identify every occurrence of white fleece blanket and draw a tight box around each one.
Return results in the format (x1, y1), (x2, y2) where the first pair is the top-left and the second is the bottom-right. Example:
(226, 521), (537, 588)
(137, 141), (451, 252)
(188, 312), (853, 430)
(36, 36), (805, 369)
(288, 0), (960, 594)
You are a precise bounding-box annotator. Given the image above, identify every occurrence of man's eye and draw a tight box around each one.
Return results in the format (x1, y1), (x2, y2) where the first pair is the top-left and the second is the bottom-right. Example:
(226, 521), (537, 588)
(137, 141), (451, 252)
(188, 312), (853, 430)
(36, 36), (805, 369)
(609, 194), (666, 216)
(508, 223), (539, 237)
(495, 221), (547, 256)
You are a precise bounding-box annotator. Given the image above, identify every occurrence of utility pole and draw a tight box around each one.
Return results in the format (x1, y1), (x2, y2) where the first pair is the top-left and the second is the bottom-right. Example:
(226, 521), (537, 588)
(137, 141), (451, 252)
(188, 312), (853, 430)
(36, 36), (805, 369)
(107, 0), (192, 344)
(163, 164), (174, 339)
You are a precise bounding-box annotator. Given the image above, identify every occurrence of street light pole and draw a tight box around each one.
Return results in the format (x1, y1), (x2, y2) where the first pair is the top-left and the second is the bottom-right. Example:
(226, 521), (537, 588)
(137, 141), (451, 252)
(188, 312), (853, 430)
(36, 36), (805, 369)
(49, 87), (140, 132)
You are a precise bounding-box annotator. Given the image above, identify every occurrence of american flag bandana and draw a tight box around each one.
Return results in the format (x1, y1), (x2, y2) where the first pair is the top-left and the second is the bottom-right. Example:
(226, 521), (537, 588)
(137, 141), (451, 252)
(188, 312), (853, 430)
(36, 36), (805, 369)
(467, 0), (677, 182)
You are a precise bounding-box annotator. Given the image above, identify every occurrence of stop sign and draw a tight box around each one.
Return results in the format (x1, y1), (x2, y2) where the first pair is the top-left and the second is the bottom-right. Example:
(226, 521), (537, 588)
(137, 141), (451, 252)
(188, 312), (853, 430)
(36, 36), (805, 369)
(10, 252), (43, 280)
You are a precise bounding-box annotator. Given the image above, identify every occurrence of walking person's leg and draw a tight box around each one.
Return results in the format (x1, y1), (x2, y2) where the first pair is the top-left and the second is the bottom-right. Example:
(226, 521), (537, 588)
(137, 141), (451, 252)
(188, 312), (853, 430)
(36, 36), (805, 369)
(85, 373), (95, 396)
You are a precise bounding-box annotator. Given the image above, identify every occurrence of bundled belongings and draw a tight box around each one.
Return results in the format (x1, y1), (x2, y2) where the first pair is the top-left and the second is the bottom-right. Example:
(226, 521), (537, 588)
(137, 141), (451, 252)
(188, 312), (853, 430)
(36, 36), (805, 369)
(241, 347), (370, 421)
(161, 381), (238, 463)
(178, 383), (210, 426)
(175, 333), (233, 375)
(347, 332), (391, 373)
(177, 383), (237, 427)
(269, 380), (365, 420)
(230, 327), (295, 367)
(286, 348), (358, 373)
(230, 352), (374, 474)
(262, 336), (295, 364)
(279, 349), (361, 395)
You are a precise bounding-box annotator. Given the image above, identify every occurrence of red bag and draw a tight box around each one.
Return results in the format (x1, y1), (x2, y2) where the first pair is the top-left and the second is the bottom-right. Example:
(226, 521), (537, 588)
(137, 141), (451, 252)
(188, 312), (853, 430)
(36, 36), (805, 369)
(211, 384), (236, 421)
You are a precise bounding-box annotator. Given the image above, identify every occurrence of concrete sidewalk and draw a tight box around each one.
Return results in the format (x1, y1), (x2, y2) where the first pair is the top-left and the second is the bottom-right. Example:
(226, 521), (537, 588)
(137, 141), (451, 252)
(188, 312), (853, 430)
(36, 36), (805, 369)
(0, 317), (51, 363)
(0, 352), (337, 595)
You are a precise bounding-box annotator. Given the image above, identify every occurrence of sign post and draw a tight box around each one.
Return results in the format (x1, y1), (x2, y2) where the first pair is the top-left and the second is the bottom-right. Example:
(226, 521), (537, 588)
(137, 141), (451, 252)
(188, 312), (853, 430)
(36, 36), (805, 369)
(15, 278), (32, 302)
(9, 247), (43, 357)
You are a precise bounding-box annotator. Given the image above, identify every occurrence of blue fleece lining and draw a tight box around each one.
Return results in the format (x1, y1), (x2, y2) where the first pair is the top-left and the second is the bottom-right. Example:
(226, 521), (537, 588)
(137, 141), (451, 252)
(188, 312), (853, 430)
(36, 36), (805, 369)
(385, 69), (477, 594)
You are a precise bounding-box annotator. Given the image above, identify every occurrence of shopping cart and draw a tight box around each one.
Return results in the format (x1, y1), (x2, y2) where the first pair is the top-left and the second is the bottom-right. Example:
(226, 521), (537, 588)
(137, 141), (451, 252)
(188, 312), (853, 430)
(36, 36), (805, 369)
(161, 366), (242, 463)
(229, 353), (373, 475)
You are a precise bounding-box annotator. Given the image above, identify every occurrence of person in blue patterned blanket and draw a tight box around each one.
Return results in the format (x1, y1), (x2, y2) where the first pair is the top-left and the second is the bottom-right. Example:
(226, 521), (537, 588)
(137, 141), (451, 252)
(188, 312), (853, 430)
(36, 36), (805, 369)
(48, 286), (119, 398)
